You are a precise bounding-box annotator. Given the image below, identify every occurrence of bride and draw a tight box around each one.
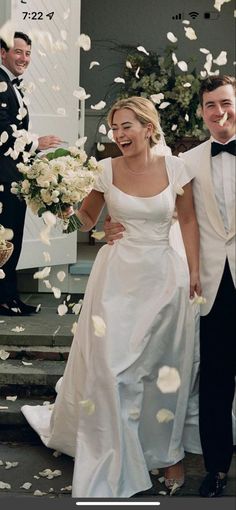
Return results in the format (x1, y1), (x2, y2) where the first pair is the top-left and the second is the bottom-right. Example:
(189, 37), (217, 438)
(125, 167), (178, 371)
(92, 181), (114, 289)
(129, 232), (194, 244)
(22, 96), (202, 497)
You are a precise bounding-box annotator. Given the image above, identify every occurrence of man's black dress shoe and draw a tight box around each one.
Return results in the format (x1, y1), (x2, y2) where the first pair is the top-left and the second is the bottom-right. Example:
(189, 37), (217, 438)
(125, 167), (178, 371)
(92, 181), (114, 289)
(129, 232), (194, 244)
(8, 298), (40, 314)
(0, 304), (23, 316)
(199, 472), (227, 497)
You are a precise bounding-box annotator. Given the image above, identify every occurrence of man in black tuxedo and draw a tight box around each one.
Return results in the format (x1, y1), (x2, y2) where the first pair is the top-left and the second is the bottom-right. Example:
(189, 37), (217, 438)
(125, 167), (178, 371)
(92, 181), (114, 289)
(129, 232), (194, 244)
(0, 32), (61, 316)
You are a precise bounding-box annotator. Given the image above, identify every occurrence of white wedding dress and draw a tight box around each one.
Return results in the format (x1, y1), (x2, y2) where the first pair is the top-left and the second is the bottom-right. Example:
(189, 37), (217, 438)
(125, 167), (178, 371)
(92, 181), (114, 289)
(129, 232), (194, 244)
(22, 156), (201, 497)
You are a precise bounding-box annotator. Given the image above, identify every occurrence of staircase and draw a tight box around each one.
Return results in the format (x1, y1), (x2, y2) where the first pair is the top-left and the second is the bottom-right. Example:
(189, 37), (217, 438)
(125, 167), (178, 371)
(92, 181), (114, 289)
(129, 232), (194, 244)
(0, 293), (80, 442)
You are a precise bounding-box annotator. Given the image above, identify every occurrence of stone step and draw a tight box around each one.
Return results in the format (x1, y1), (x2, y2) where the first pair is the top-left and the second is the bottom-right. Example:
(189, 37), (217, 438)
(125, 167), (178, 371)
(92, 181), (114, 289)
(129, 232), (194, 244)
(0, 359), (65, 397)
(0, 345), (70, 361)
(0, 396), (54, 442)
(0, 296), (77, 347)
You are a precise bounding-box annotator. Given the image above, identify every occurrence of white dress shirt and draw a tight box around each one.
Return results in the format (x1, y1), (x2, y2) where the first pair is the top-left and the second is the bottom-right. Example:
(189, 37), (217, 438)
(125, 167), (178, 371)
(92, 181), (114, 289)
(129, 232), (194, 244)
(211, 135), (236, 233)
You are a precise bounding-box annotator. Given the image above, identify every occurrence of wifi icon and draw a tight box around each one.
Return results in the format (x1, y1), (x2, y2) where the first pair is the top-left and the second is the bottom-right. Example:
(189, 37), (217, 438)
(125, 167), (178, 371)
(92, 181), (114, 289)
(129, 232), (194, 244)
(189, 11), (199, 19)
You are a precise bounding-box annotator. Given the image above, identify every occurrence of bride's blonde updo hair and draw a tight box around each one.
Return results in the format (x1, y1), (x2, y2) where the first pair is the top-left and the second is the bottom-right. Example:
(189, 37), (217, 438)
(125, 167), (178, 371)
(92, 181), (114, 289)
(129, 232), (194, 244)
(107, 96), (162, 147)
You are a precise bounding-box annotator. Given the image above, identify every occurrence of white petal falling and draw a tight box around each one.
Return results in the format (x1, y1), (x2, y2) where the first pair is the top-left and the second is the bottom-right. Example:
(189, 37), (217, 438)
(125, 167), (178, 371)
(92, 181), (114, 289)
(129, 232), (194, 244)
(11, 326), (25, 333)
(135, 66), (140, 79)
(137, 45), (149, 55)
(185, 113), (189, 121)
(76, 33), (91, 51)
(42, 211), (57, 227)
(40, 225), (51, 246)
(107, 129), (114, 141)
(200, 70), (207, 78)
(73, 87), (91, 100)
(43, 279), (52, 289)
(0, 82), (7, 93)
(213, 50), (227, 66)
(89, 61), (100, 69)
(92, 315), (106, 337)
(52, 287), (61, 299)
(33, 267), (51, 280)
(184, 27), (197, 40)
(22, 361), (32, 366)
(72, 303), (82, 315)
(114, 77), (125, 84)
(63, 8), (70, 20)
(182, 19), (190, 25)
(57, 303), (68, 317)
(190, 292), (207, 304)
(91, 100), (106, 110)
(156, 408), (175, 423)
(75, 136), (88, 147)
(156, 366), (181, 393)
(150, 93), (164, 104)
(200, 48), (210, 54)
(171, 124), (177, 131)
(91, 230), (105, 240)
(150, 468), (159, 475)
(172, 52), (178, 65)
(167, 32), (178, 43)
(5, 461), (19, 469)
(79, 399), (95, 415)
(129, 407), (140, 420)
(159, 102), (171, 109)
(174, 183), (184, 195)
(214, 0), (231, 12)
(71, 322), (77, 335)
(60, 30), (67, 41)
(6, 396), (17, 402)
(204, 53), (213, 74)
(183, 82), (191, 88)
(0, 269), (5, 278)
(57, 271), (66, 282)
(126, 60), (132, 68)
(97, 143), (105, 152)
(98, 124), (107, 135)
(177, 61), (188, 72)
(218, 111), (228, 126)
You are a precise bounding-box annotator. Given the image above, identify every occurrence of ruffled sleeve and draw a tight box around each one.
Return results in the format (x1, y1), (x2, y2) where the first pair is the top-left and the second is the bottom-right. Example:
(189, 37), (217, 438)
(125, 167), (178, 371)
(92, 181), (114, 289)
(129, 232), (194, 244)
(93, 157), (112, 194)
(165, 155), (193, 195)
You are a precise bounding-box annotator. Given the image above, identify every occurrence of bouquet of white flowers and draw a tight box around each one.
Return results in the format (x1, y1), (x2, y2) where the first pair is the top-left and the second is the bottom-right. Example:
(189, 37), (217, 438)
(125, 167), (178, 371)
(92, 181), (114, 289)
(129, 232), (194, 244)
(11, 147), (103, 233)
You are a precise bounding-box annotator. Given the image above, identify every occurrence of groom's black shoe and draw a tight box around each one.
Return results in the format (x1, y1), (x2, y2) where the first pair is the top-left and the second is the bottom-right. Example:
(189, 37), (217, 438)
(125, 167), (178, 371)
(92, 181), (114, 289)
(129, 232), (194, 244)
(7, 298), (40, 315)
(199, 472), (227, 497)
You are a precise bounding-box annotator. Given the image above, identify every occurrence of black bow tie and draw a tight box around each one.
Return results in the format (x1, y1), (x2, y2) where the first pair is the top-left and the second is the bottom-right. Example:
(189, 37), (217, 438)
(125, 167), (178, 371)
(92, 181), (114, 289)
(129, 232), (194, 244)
(11, 77), (23, 87)
(211, 140), (236, 157)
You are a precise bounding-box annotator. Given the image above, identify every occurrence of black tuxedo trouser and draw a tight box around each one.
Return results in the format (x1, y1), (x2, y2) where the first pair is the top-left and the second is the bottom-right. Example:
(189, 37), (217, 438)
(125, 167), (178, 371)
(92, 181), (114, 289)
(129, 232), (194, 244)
(0, 184), (26, 303)
(199, 259), (236, 473)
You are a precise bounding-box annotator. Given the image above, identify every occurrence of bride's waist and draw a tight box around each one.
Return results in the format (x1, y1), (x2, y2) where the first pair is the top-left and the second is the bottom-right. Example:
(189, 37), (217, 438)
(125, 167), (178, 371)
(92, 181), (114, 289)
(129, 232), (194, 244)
(120, 232), (169, 246)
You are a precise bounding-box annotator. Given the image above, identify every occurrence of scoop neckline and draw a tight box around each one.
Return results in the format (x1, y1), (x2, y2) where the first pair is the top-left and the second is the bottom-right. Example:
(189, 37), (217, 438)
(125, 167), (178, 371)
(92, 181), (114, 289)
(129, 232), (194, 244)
(109, 156), (171, 199)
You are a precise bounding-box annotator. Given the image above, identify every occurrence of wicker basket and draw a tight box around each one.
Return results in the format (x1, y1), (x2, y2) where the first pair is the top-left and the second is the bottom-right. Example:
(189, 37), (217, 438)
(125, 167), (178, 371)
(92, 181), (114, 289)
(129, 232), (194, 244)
(0, 241), (14, 268)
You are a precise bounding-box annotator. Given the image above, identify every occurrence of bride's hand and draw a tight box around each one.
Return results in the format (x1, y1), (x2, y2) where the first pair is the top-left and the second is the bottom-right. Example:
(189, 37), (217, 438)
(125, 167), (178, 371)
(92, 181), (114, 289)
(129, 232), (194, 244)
(58, 206), (74, 219)
(189, 271), (202, 299)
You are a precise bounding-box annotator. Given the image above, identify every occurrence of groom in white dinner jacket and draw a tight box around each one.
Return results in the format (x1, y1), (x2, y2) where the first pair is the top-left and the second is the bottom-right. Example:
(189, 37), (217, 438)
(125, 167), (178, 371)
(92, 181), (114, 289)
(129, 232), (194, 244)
(103, 75), (236, 497)
(179, 75), (235, 497)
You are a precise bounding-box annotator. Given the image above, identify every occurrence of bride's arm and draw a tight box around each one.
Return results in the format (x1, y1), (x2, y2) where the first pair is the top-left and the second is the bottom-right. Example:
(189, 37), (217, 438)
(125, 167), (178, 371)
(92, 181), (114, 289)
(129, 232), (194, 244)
(75, 190), (105, 232)
(176, 182), (202, 298)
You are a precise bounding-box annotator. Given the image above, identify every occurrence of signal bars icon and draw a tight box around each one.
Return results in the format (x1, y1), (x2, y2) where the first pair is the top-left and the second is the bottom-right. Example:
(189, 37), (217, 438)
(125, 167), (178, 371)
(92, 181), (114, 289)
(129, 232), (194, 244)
(189, 11), (199, 19)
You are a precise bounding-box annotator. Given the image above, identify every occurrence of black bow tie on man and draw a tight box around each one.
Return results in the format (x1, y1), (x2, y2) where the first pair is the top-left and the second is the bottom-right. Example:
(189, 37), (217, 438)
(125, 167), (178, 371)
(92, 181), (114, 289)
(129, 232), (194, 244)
(211, 140), (236, 157)
(11, 77), (23, 87)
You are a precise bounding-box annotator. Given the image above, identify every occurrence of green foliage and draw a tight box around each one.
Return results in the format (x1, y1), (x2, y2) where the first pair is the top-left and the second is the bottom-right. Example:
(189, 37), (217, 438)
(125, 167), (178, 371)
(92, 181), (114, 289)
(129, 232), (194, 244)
(46, 148), (70, 160)
(117, 46), (207, 147)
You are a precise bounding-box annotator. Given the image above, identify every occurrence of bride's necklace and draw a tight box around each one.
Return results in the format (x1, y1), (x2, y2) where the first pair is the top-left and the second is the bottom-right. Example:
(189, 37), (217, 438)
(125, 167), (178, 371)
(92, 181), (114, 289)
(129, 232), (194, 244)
(123, 157), (152, 176)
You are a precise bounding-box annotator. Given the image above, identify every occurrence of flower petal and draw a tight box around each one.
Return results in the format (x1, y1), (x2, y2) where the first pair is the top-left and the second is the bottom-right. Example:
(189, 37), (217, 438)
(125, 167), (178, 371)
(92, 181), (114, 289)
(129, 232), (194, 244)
(177, 61), (188, 72)
(114, 77), (125, 84)
(156, 366), (181, 393)
(57, 271), (66, 282)
(91, 230), (105, 240)
(167, 32), (178, 43)
(57, 303), (68, 316)
(91, 315), (106, 337)
(89, 61), (100, 69)
(76, 33), (91, 51)
(184, 27), (197, 40)
(156, 408), (175, 423)
(98, 124), (107, 135)
(137, 45), (149, 55)
(91, 100), (106, 110)
(79, 399), (95, 415)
